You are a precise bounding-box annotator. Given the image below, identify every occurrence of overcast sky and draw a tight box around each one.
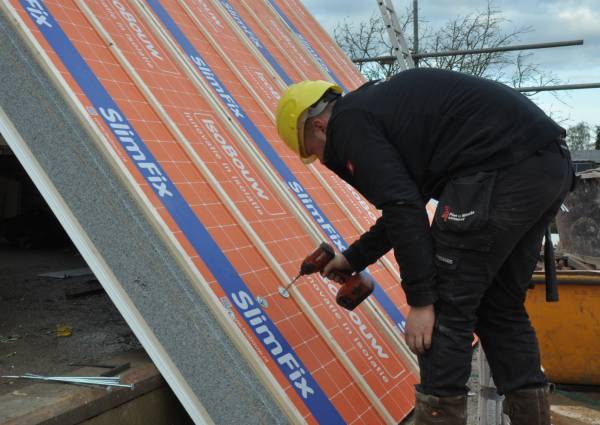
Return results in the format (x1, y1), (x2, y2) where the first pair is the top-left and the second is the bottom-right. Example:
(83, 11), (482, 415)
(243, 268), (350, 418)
(302, 0), (600, 131)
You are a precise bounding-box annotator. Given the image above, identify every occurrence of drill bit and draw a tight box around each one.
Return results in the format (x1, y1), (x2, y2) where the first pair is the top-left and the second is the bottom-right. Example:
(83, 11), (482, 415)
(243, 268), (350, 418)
(278, 243), (336, 299)
(278, 273), (300, 298)
(284, 274), (301, 290)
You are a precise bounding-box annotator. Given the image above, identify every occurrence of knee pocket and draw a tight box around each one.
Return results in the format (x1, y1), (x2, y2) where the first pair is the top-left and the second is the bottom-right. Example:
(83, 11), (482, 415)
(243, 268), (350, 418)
(434, 234), (493, 315)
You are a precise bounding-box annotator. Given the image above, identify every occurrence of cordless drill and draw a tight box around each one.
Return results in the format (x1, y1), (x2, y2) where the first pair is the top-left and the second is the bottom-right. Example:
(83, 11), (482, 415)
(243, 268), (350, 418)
(283, 242), (374, 311)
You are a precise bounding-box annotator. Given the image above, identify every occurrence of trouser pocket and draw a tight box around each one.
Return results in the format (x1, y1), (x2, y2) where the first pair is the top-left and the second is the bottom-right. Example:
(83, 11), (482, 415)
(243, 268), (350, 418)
(432, 230), (493, 316)
(435, 171), (497, 232)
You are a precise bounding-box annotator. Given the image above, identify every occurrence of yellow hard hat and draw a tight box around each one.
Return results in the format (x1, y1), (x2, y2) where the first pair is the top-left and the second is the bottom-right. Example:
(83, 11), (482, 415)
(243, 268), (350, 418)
(276, 80), (342, 163)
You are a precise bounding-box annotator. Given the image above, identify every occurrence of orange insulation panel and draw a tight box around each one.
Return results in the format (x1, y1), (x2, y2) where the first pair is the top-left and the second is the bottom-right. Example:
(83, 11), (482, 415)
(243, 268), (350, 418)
(6, 0), (418, 423)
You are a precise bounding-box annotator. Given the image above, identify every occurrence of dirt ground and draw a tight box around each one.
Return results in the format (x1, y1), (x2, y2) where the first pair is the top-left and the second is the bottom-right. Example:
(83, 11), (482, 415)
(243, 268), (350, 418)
(0, 240), (141, 396)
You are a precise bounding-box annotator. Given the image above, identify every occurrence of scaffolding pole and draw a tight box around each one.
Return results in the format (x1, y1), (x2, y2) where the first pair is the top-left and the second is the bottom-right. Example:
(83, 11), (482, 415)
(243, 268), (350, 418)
(352, 39), (584, 64)
(517, 82), (600, 92)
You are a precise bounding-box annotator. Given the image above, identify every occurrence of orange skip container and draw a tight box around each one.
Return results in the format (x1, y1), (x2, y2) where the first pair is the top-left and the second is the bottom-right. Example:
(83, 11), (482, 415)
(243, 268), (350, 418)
(526, 271), (600, 385)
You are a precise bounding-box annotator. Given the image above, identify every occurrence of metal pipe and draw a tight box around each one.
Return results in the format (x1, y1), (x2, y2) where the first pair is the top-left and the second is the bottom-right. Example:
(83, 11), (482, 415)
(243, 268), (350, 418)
(352, 39), (584, 63)
(517, 82), (600, 92)
(352, 56), (391, 64)
(413, 0), (418, 67)
(412, 39), (583, 59)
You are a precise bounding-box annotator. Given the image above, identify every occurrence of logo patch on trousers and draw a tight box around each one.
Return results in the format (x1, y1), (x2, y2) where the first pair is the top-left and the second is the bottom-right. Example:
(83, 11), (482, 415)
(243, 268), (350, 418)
(440, 205), (475, 222)
(435, 254), (455, 265)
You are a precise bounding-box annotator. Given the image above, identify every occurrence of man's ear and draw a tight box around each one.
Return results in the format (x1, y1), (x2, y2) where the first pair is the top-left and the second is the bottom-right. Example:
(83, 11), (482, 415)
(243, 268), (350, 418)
(312, 117), (327, 135)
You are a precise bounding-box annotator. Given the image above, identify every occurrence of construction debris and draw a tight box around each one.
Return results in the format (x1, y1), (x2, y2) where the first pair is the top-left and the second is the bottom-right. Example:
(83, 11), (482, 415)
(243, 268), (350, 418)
(0, 335), (20, 344)
(55, 325), (72, 338)
(556, 167), (600, 260)
(1, 373), (134, 389)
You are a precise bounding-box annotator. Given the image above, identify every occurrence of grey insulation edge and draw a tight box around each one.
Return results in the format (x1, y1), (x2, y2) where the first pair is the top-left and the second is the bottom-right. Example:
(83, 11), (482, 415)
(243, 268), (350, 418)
(0, 8), (287, 425)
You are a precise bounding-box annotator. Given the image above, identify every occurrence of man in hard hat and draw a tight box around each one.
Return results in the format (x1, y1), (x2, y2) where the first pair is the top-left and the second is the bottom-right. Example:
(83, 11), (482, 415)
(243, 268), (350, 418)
(276, 69), (574, 425)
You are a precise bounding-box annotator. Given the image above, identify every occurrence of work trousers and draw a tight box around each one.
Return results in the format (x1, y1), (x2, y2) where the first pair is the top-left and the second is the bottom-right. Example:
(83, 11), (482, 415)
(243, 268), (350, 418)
(418, 139), (574, 396)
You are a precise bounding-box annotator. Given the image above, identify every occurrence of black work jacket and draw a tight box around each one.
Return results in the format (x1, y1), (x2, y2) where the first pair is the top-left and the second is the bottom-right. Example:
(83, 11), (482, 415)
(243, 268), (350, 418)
(323, 68), (564, 306)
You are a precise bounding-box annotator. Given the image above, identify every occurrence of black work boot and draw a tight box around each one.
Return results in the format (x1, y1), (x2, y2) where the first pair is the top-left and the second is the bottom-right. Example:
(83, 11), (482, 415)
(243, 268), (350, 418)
(414, 391), (467, 424)
(503, 386), (550, 425)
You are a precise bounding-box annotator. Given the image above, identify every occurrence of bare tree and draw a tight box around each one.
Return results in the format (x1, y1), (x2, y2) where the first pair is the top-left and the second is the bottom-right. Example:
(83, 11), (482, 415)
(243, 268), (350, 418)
(595, 126), (600, 150)
(333, 1), (560, 91)
(419, 3), (518, 77)
(566, 122), (592, 151)
(334, 12), (410, 79)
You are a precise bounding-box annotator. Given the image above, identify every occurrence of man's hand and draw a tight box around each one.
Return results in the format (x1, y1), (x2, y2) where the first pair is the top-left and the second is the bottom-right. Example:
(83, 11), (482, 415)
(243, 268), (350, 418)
(322, 253), (353, 284)
(405, 304), (435, 355)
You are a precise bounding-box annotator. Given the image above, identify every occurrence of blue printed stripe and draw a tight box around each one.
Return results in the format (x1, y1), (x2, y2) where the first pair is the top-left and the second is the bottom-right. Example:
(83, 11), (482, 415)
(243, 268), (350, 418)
(266, 0), (347, 92)
(147, 0), (408, 333)
(17, 1), (345, 422)
(217, 0), (292, 85)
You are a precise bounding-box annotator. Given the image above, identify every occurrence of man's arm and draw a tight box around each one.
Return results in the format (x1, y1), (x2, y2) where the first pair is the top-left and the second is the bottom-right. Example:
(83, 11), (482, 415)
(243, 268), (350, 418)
(340, 201), (437, 307)
(381, 201), (437, 307)
(342, 216), (392, 271)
